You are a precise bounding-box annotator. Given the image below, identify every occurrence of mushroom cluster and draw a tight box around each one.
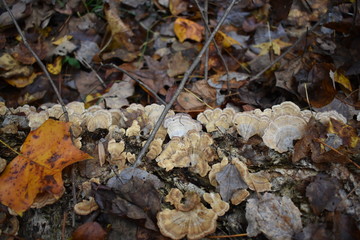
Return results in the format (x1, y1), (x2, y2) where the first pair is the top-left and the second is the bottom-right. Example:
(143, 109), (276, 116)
(197, 107), (236, 133)
(230, 101), (347, 153)
(157, 188), (228, 240)
(0, 100), (353, 239)
(156, 130), (216, 176)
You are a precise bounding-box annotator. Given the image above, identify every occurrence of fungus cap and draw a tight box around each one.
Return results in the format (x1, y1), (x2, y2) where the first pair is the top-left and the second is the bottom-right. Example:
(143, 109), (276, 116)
(164, 113), (202, 139)
(203, 192), (229, 216)
(85, 109), (112, 132)
(74, 197), (99, 215)
(262, 115), (307, 153)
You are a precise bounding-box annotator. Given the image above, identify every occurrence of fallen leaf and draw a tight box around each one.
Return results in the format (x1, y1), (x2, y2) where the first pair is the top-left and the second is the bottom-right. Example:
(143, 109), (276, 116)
(74, 71), (104, 98)
(72, 222), (107, 240)
(131, 56), (175, 93)
(293, 118), (351, 164)
(4, 72), (39, 88)
(52, 35), (73, 45)
(330, 70), (352, 92)
(174, 18), (204, 43)
(306, 174), (341, 215)
(167, 51), (190, 77)
(253, 38), (292, 55)
(216, 164), (248, 202)
(294, 223), (330, 240)
(93, 169), (163, 231)
(50, 39), (77, 56)
(0, 53), (33, 79)
(46, 56), (63, 75)
(0, 2), (29, 28)
(100, 77), (134, 109)
(104, 1), (135, 50)
(328, 118), (359, 148)
(246, 192), (303, 240)
(297, 63), (336, 108)
(269, 0), (293, 25)
(333, 211), (360, 240)
(169, 0), (188, 16)
(177, 79), (218, 110)
(215, 31), (241, 48)
(0, 119), (92, 215)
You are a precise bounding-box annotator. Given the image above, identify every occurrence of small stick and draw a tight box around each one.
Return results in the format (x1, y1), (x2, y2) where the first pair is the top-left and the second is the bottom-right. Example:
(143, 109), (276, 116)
(194, 0), (231, 87)
(132, 0), (238, 168)
(76, 54), (107, 88)
(203, 0), (209, 82)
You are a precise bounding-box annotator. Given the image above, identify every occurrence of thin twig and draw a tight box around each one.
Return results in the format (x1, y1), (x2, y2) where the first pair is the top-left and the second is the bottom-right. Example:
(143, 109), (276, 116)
(102, 63), (166, 105)
(76, 54), (107, 88)
(194, 0), (231, 87)
(132, 0), (238, 168)
(203, 0), (209, 82)
(251, 13), (328, 81)
(0, 0), (69, 121)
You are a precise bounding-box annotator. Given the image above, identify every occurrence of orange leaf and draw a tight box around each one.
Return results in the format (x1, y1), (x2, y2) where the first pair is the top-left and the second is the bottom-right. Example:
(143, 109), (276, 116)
(0, 119), (92, 215)
(174, 18), (204, 42)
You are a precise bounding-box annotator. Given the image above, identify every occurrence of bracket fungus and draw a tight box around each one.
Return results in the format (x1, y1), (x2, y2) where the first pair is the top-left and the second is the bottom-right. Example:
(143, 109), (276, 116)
(107, 139), (127, 169)
(74, 197), (99, 215)
(156, 130), (216, 176)
(146, 138), (164, 160)
(157, 189), (217, 240)
(27, 111), (49, 130)
(271, 101), (302, 118)
(0, 102), (8, 115)
(164, 113), (202, 139)
(84, 109), (112, 132)
(197, 108), (236, 132)
(233, 112), (269, 141)
(125, 120), (141, 137)
(262, 115), (307, 153)
(231, 189), (250, 205)
(315, 110), (347, 124)
(203, 192), (229, 216)
(232, 158), (271, 192)
(66, 101), (85, 115)
(232, 101), (348, 153)
(46, 104), (64, 119)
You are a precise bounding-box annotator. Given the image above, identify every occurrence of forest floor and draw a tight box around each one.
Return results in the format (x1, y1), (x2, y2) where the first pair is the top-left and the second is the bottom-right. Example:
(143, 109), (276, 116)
(0, 0), (360, 240)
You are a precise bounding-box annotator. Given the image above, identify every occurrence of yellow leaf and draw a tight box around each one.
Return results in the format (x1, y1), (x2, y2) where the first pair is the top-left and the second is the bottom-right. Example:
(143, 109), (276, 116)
(334, 70), (352, 92)
(52, 35), (73, 46)
(253, 38), (291, 55)
(215, 31), (241, 48)
(174, 18), (204, 42)
(47, 56), (63, 75)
